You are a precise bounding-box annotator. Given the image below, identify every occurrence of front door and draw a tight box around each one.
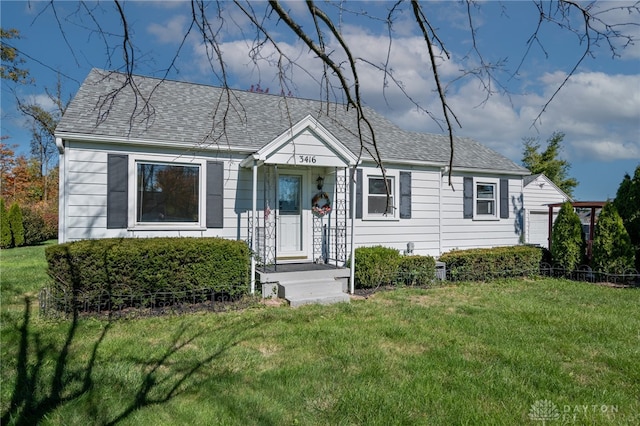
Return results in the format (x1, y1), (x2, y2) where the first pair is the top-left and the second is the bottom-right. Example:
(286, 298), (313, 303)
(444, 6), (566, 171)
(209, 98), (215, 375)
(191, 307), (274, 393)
(278, 174), (305, 258)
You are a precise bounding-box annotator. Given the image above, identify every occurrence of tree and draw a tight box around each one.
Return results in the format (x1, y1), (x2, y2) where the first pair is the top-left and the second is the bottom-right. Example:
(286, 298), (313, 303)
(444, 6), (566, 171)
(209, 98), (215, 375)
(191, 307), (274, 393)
(0, 28), (31, 83)
(591, 203), (635, 273)
(0, 141), (17, 188)
(613, 164), (640, 270)
(35, 1), (638, 183)
(551, 201), (584, 271)
(522, 132), (578, 197)
(16, 74), (68, 202)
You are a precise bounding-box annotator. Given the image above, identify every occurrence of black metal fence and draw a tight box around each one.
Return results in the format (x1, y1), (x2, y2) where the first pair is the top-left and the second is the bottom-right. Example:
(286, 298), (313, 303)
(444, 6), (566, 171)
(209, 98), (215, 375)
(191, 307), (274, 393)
(443, 261), (639, 286)
(39, 286), (258, 319)
(539, 263), (640, 286)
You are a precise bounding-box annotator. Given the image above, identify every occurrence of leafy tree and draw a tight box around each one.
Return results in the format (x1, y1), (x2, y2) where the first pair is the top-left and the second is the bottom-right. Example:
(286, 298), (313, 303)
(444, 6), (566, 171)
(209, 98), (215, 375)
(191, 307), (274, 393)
(0, 141), (17, 187)
(0, 198), (11, 248)
(7, 202), (25, 247)
(0, 28), (31, 83)
(613, 164), (640, 270)
(522, 132), (578, 197)
(16, 75), (68, 202)
(591, 203), (635, 273)
(551, 201), (584, 271)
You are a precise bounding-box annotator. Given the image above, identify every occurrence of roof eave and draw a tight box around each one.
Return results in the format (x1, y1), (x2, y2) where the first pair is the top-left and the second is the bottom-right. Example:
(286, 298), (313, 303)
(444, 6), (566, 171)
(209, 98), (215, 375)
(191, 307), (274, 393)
(54, 132), (254, 154)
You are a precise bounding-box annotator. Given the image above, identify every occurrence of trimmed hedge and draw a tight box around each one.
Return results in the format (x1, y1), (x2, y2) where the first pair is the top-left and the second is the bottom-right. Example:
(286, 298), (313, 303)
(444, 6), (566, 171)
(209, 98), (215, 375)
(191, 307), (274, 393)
(45, 237), (251, 306)
(351, 246), (401, 288)
(397, 255), (437, 286)
(350, 246), (437, 288)
(439, 245), (542, 282)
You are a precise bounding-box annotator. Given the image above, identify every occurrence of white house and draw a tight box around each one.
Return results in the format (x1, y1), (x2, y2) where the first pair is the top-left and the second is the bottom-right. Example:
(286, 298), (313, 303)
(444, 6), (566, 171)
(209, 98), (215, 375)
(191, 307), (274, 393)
(522, 173), (572, 248)
(55, 69), (534, 303)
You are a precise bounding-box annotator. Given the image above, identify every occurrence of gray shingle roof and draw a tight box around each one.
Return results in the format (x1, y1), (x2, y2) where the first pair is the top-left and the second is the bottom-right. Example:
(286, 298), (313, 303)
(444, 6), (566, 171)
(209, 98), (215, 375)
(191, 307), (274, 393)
(523, 173), (542, 186)
(56, 69), (528, 173)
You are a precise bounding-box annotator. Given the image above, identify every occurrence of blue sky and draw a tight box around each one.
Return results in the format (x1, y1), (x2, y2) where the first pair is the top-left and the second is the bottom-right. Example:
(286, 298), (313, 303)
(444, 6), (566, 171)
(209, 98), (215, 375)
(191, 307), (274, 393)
(2, 0), (639, 201)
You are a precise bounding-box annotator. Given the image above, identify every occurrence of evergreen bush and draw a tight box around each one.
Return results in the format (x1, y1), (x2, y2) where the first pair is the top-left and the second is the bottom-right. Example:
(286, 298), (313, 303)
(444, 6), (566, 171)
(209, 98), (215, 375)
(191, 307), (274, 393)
(591, 203), (635, 273)
(7, 203), (25, 248)
(551, 202), (584, 271)
(613, 165), (640, 270)
(0, 199), (11, 249)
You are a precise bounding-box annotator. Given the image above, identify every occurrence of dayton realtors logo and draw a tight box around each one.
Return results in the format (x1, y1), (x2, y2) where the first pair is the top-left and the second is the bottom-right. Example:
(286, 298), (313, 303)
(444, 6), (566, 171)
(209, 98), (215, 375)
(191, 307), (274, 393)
(529, 399), (619, 423)
(529, 400), (560, 424)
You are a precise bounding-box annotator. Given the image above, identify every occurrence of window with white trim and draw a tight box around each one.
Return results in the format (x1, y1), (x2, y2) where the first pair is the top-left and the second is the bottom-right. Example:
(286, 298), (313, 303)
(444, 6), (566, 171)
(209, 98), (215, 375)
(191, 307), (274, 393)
(474, 179), (498, 219)
(137, 162), (199, 222)
(135, 161), (202, 225)
(364, 174), (397, 219)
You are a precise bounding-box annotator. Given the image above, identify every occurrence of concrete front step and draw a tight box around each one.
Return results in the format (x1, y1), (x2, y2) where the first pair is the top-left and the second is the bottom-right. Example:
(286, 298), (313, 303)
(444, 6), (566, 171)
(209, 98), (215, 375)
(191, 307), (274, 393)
(287, 293), (351, 308)
(278, 280), (343, 298)
(278, 279), (350, 307)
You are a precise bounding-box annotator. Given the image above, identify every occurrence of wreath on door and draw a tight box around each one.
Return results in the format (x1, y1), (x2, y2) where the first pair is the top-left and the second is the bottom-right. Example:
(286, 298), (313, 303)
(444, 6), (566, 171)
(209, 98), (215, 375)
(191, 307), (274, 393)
(312, 191), (331, 217)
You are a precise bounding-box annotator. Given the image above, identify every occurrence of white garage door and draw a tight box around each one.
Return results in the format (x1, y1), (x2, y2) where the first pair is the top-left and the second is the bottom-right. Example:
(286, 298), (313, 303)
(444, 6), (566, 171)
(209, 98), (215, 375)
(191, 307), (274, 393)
(527, 211), (553, 248)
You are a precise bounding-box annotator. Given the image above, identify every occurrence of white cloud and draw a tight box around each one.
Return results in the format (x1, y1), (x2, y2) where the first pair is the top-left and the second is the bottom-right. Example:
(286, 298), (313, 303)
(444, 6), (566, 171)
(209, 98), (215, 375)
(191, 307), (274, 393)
(182, 8), (639, 166)
(147, 15), (188, 45)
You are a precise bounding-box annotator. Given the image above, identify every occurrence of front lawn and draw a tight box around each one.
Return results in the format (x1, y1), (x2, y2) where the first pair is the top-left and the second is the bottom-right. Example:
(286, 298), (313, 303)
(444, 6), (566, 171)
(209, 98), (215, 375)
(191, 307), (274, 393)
(1, 243), (639, 425)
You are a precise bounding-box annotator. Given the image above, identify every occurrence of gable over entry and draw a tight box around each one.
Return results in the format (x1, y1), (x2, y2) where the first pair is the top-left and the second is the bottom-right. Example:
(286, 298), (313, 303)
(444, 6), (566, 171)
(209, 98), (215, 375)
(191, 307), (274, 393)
(241, 116), (359, 292)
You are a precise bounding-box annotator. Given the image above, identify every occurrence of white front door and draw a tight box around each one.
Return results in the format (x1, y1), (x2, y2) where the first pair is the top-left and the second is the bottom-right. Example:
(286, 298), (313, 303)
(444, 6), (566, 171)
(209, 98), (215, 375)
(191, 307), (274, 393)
(278, 174), (305, 258)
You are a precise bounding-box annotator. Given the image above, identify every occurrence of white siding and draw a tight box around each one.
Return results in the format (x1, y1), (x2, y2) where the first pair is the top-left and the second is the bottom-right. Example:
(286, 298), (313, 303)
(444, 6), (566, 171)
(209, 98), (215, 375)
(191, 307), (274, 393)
(352, 164), (442, 257)
(60, 141), (531, 259)
(266, 129), (348, 167)
(440, 174), (523, 253)
(522, 175), (569, 247)
(61, 141), (253, 242)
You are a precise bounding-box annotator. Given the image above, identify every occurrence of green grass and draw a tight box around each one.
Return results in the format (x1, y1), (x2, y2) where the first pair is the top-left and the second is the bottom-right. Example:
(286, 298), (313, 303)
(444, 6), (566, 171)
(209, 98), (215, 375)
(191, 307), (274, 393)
(2, 243), (639, 425)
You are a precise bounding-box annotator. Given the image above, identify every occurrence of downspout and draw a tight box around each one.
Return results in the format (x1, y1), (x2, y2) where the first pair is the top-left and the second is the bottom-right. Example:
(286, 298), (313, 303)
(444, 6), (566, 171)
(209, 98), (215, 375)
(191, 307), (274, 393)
(251, 158), (258, 295)
(438, 166), (446, 255)
(349, 165), (356, 294)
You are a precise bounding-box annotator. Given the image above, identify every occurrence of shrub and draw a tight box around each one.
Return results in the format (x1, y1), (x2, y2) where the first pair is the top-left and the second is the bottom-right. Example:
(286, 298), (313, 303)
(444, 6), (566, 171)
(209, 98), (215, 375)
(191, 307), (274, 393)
(551, 202), (584, 271)
(350, 246), (401, 288)
(45, 237), (251, 311)
(22, 207), (48, 246)
(396, 255), (436, 286)
(7, 203), (25, 247)
(613, 165), (640, 270)
(592, 203), (635, 273)
(439, 245), (542, 282)
(0, 199), (11, 249)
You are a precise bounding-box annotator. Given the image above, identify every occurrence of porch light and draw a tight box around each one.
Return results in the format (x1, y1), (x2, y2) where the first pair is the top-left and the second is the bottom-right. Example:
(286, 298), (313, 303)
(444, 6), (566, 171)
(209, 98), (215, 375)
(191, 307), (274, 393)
(316, 175), (325, 190)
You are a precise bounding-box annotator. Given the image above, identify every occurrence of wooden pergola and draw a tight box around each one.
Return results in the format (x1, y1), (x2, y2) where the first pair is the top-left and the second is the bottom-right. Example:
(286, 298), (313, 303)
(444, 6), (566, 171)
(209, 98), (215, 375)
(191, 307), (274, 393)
(548, 201), (607, 261)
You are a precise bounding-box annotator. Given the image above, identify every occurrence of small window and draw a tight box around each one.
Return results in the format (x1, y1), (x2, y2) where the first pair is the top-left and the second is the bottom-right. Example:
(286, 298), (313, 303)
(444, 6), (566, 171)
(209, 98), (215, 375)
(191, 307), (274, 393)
(136, 162), (200, 223)
(476, 182), (496, 217)
(367, 176), (395, 216)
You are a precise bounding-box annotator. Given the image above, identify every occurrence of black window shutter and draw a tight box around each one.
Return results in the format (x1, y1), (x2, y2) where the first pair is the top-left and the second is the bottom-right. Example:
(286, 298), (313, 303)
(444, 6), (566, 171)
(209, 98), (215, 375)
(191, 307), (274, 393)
(500, 178), (509, 219)
(399, 171), (411, 219)
(355, 169), (363, 219)
(206, 161), (224, 228)
(107, 154), (128, 229)
(463, 177), (473, 219)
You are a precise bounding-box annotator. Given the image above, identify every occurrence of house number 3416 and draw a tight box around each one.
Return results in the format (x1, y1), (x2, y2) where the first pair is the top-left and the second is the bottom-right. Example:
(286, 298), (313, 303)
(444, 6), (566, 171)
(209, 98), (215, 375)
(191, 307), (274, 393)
(298, 155), (317, 164)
